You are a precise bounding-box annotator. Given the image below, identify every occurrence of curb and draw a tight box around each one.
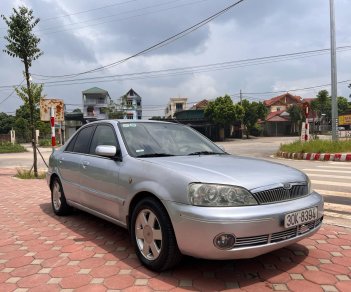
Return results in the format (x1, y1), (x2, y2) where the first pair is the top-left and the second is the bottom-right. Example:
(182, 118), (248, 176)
(277, 151), (351, 161)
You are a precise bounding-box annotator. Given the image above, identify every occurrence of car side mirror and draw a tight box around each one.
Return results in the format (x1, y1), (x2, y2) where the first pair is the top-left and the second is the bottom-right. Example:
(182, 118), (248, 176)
(95, 145), (121, 159)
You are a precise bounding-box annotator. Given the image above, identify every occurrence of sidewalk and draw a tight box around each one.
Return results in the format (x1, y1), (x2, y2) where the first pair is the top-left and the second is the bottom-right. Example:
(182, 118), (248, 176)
(0, 168), (350, 291)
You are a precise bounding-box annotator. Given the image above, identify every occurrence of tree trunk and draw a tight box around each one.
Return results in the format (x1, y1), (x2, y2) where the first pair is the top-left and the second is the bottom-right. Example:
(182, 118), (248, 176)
(219, 127), (225, 141)
(24, 59), (38, 178)
(245, 125), (249, 139)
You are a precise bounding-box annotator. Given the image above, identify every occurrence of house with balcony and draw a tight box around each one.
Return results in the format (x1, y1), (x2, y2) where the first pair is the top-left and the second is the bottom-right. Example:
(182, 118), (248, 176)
(119, 88), (142, 120)
(165, 97), (188, 119)
(82, 87), (111, 121)
(262, 93), (316, 136)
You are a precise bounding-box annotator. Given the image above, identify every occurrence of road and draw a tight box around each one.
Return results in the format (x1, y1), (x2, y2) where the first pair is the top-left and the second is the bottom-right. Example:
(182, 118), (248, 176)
(0, 145), (52, 170)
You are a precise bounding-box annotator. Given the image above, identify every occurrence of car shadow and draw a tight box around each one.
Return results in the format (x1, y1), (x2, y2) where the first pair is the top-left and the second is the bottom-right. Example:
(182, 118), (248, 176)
(40, 203), (309, 290)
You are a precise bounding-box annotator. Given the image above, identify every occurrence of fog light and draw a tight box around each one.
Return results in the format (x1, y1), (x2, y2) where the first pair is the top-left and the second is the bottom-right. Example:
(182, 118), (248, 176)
(214, 233), (236, 250)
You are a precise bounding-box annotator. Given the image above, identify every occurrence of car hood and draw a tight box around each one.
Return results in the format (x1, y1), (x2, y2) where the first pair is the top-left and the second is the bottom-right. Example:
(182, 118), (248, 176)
(142, 155), (307, 191)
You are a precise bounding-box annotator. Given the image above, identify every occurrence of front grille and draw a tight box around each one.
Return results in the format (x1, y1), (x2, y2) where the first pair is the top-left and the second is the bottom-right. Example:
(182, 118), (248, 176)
(234, 234), (269, 247)
(252, 184), (309, 204)
(233, 217), (323, 248)
(271, 228), (297, 243)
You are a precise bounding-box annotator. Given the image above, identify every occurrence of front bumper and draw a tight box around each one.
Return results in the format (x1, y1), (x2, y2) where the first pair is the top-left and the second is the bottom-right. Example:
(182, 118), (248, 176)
(163, 191), (323, 260)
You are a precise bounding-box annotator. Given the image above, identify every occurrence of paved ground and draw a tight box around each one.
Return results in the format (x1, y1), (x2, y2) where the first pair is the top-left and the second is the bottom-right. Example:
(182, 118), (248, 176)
(1, 168), (351, 291)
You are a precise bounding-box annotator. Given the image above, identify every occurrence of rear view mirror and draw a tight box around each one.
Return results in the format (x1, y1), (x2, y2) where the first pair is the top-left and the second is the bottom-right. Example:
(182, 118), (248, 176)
(95, 145), (117, 157)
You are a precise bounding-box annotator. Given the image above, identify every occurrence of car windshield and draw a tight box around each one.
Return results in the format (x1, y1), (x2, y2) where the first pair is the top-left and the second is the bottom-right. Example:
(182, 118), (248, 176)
(119, 122), (225, 158)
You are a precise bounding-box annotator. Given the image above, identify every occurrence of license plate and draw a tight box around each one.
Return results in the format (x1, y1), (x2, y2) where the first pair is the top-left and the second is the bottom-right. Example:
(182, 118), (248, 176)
(284, 207), (317, 228)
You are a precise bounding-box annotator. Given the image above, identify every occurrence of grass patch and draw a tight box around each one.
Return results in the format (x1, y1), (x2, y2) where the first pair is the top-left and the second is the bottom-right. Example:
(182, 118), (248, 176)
(38, 139), (52, 147)
(15, 168), (46, 179)
(0, 142), (27, 153)
(279, 139), (351, 154)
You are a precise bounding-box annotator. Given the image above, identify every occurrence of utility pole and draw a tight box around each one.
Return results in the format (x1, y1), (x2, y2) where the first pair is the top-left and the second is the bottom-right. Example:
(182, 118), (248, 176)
(240, 89), (242, 105)
(330, 0), (338, 141)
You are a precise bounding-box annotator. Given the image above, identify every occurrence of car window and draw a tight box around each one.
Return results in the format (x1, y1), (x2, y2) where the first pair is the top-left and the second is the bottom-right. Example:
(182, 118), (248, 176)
(64, 134), (78, 152)
(120, 122), (224, 157)
(89, 125), (118, 155)
(72, 126), (95, 154)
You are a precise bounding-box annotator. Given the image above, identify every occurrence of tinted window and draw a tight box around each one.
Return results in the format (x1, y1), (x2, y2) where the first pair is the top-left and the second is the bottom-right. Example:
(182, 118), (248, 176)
(89, 125), (118, 155)
(73, 126), (95, 154)
(65, 134), (78, 152)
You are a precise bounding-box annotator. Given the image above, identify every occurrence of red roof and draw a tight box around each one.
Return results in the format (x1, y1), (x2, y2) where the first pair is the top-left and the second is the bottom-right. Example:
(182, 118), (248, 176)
(302, 98), (316, 104)
(263, 93), (302, 107)
(266, 110), (290, 122)
(190, 99), (209, 110)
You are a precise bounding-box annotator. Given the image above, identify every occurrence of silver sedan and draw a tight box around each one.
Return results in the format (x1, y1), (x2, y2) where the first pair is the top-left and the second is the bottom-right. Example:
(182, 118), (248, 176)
(47, 120), (324, 271)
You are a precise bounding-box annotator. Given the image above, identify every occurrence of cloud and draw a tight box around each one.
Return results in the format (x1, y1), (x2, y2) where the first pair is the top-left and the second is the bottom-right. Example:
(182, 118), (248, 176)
(0, 0), (351, 116)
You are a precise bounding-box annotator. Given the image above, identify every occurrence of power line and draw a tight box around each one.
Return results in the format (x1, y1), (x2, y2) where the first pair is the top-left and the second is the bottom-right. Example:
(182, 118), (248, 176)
(38, 0), (204, 34)
(0, 0), (142, 30)
(28, 45), (351, 86)
(31, 0), (246, 79)
(0, 79), (25, 106)
(229, 79), (351, 97)
(1, 45), (350, 91)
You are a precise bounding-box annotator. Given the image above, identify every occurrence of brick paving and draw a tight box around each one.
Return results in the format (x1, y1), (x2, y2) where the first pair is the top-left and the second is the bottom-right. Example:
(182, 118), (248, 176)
(0, 168), (351, 292)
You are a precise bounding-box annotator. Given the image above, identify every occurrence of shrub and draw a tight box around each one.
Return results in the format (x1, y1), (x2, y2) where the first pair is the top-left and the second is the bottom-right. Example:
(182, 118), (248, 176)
(15, 168), (46, 179)
(0, 142), (27, 153)
(279, 139), (351, 153)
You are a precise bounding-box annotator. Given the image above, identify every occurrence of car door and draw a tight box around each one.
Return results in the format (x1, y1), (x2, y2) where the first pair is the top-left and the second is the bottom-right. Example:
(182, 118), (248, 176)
(79, 124), (123, 220)
(58, 125), (95, 204)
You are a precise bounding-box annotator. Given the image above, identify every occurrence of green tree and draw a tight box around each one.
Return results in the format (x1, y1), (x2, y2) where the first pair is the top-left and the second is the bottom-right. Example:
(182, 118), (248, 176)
(311, 90), (349, 126)
(205, 95), (244, 140)
(0, 112), (15, 134)
(287, 104), (304, 135)
(13, 82), (50, 142)
(337, 96), (349, 114)
(106, 101), (125, 119)
(2, 6), (43, 177)
(241, 100), (267, 138)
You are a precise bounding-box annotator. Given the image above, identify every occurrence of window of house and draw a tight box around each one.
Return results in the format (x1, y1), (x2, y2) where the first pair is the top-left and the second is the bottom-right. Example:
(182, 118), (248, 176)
(98, 98), (105, 104)
(175, 103), (183, 111)
(87, 106), (95, 117)
(136, 100), (141, 106)
(277, 107), (281, 111)
(100, 107), (106, 114)
(127, 113), (134, 119)
(127, 100), (133, 107)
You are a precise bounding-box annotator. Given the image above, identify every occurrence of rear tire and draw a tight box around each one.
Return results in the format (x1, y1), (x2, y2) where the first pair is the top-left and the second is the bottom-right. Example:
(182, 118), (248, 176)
(51, 177), (71, 216)
(130, 197), (182, 271)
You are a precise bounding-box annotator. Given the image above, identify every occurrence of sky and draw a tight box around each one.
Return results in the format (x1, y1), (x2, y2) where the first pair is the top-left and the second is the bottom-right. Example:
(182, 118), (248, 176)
(0, 0), (350, 118)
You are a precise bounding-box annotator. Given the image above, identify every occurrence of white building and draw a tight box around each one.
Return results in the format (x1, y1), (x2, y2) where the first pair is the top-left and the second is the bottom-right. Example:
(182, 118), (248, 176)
(165, 97), (188, 119)
(119, 88), (142, 120)
(82, 87), (111, 120)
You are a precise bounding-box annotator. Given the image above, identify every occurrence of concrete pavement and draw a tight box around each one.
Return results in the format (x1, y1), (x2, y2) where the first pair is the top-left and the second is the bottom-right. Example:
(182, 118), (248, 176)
(1, 168), (351, 291)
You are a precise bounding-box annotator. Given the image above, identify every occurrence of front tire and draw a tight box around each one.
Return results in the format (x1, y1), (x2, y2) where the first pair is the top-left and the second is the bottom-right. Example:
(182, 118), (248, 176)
(130, 197), (182, 271)
(51, 177), (71, 216)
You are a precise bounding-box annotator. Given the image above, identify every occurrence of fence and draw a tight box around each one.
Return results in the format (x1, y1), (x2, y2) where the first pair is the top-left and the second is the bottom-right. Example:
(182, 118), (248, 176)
(0, 134), (11, 143)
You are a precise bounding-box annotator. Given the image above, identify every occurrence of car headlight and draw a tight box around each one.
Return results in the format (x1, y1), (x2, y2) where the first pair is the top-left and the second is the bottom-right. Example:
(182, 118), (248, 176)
(188, 183), (258, 207)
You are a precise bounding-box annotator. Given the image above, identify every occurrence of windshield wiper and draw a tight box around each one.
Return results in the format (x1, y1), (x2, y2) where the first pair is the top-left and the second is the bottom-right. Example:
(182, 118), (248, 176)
(188, 151), (223, 156)
(137, 153), (175, 158)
